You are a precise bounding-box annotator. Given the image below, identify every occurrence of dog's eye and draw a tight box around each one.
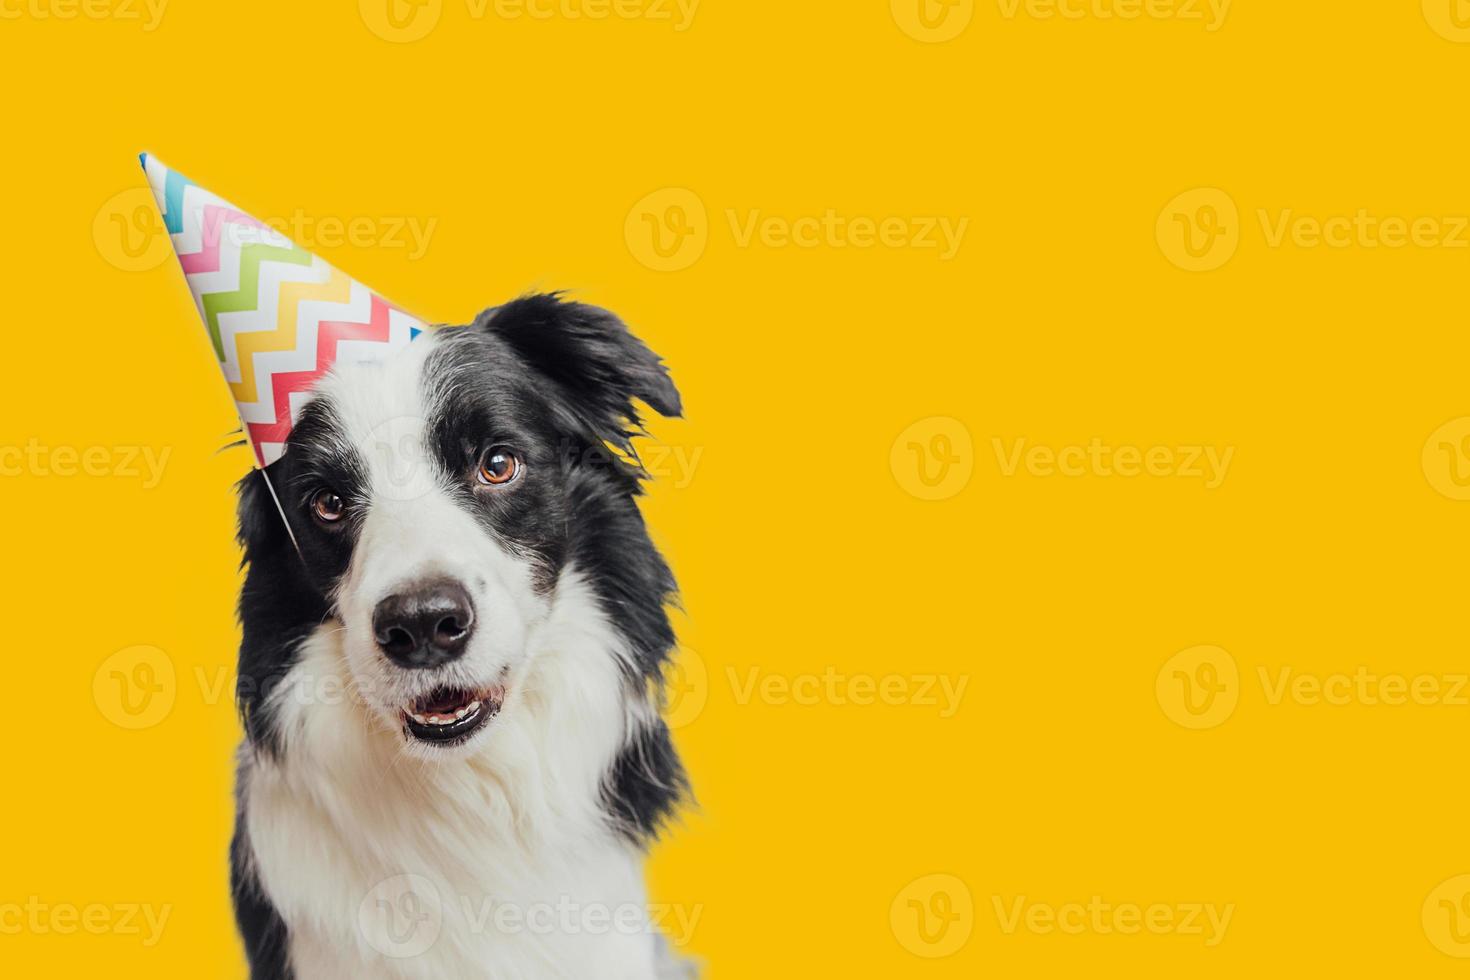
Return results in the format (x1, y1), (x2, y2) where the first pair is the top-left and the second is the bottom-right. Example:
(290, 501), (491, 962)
(311, 490), (347, 523)
(477, 447), (521, 487)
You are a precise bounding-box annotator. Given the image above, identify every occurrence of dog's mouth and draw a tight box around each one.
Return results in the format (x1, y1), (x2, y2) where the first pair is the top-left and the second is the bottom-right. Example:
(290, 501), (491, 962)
(402, 684), (504, 746)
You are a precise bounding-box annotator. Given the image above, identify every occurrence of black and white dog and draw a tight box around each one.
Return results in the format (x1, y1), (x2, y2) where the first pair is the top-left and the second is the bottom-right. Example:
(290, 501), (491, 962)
(230, 294), (691, 978)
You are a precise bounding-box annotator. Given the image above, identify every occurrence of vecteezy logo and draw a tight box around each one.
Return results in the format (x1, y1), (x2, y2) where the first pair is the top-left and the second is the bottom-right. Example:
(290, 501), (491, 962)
(1423, 418), (1470, 500)
(891, 0), (974, 42)
(890, 874), (974, 958)
(625, 188), (708, 272)
(360, 416), (434, 503)
(1424, 874), (1470, 956)
(1424, 0), (1470, 42)
(93, 645), (177, 730)
(93, 188), (171, 273)
(359, 0), (442, 42)
(1156, 188), (1240, 272)
(358, 874), (443, 958)
(1156, 645), (1238, 730)
(664, 647), (709, 730)
(890, 417), (974, 501)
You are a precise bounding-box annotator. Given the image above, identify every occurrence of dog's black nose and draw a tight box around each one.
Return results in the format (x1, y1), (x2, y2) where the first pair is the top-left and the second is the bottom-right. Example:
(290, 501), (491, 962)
(372, 580), (475, 669)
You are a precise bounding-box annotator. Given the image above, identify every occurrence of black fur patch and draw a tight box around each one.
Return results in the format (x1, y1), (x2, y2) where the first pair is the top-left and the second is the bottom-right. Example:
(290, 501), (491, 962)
(602, 718), (689, 843)
(234, 468), (332, 759)
(230, 799), (293, 979)
(465, 295), (691, 837)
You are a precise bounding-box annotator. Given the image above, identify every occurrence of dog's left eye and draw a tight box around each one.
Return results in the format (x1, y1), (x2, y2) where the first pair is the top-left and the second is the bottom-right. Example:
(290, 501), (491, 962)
(311, 490), (347, 523)
(476, 446), (522, 487)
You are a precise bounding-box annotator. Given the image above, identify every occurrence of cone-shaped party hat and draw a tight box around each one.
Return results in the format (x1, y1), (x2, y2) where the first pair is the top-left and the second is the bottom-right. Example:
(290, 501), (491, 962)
(140, 153), (427, 467)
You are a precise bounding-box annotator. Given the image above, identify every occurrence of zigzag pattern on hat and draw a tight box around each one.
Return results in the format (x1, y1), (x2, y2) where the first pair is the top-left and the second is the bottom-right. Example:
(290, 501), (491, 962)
(140, 154), (426, 467)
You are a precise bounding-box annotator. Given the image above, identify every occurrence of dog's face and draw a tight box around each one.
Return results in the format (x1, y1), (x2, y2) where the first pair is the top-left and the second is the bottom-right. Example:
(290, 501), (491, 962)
(235, 295), (681, 761)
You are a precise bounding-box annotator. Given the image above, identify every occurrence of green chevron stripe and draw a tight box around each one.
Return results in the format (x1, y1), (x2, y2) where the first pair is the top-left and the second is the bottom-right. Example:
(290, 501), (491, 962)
(200, 241), (314, 358)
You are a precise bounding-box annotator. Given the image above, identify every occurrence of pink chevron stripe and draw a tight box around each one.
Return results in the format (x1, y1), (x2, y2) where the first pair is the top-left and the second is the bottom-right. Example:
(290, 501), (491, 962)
(246, 295), (398, 454)
(179, 205), (273, 275)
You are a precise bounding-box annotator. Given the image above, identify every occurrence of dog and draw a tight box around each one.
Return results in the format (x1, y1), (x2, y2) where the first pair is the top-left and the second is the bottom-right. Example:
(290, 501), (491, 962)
(228, 294), (692, 979)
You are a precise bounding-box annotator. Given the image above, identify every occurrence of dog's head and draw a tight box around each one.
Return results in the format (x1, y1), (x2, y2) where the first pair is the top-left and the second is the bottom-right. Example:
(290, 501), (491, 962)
(235, 294), (681, 770)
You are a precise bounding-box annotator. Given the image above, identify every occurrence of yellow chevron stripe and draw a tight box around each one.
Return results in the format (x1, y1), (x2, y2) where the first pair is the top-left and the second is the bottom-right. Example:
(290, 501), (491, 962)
(228, 265), (352, 404)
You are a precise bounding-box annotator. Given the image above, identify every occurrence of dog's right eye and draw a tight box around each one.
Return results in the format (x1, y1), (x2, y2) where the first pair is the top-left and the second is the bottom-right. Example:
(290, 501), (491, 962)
(311, 490), (347, 524)
(476, 446), (522, 487)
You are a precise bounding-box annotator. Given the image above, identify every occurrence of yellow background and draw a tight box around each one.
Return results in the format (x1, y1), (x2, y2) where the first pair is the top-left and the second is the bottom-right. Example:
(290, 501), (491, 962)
(4, 0), (1470, 975)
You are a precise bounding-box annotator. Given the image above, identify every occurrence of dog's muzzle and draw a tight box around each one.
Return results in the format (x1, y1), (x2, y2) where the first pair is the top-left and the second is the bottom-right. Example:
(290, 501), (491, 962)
(371, 577), (507, 746)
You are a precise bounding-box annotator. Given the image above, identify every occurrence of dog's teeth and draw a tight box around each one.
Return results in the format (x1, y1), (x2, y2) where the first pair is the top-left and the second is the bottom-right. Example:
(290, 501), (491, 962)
(407, 693), (491, 736)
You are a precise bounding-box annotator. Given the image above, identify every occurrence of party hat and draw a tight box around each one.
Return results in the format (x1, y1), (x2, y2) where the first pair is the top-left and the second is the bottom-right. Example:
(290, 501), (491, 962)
(139, 153), (427, 467)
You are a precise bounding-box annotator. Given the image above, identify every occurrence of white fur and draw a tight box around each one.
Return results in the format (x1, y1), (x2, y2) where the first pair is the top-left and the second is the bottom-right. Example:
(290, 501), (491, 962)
(241, 340), (687, 978)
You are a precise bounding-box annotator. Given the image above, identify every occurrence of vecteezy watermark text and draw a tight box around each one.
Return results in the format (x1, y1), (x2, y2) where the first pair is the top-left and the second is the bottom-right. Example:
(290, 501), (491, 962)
(726, 209), (969, 260)
(992, 895), (1234, 945)
(727, 666), (969, 718)
(0, 440), (171, 488)
(359, 0), (699, 42)
(623, 188), (971, 271)
(993, 437), (1234, 489)
(0, 897), (171, 946)
(0, 0), (167, 30)
(995, 0), (1230, 31)
(357, 874), (702, 959)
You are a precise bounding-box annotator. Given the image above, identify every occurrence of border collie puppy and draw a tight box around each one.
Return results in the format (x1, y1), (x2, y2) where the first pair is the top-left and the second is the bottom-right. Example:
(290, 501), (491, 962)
(229, 294), (691, 979)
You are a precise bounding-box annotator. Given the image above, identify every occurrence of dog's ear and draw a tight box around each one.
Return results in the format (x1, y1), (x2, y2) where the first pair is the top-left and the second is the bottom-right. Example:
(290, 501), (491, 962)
(474, 294), (681, 448)
(236, 467), (288, 562)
